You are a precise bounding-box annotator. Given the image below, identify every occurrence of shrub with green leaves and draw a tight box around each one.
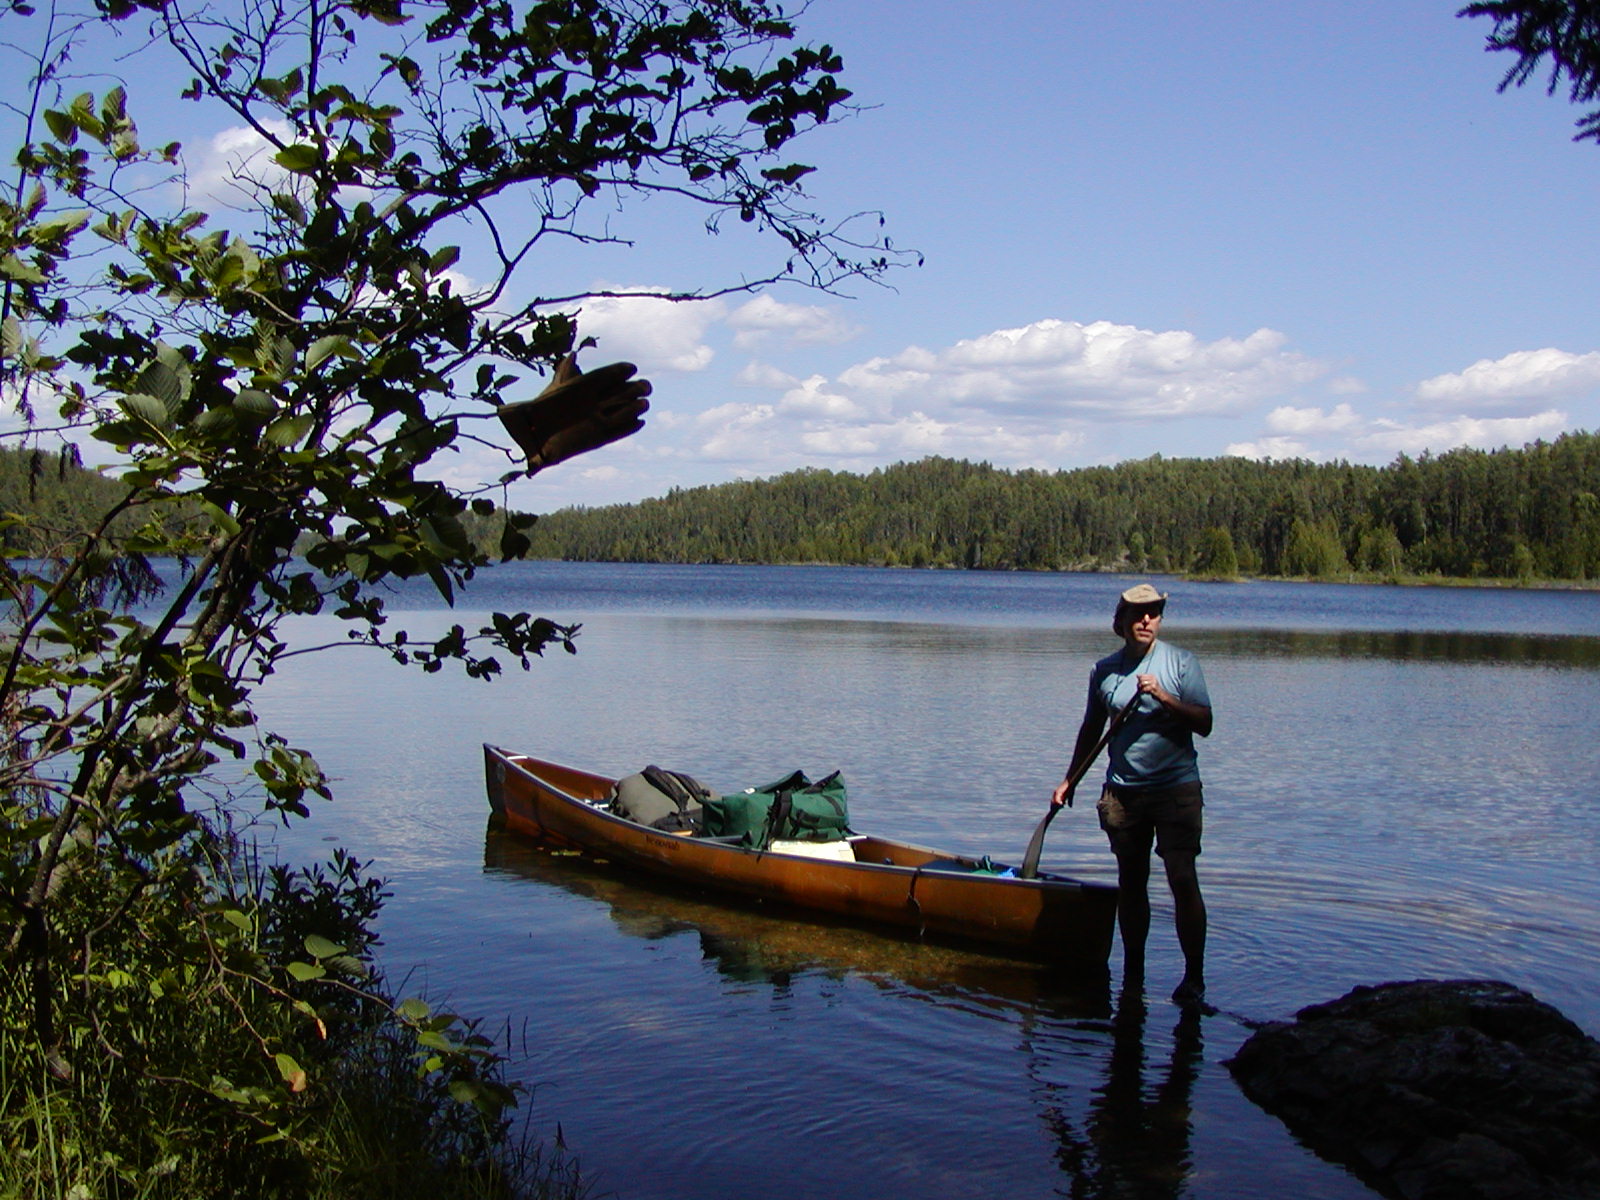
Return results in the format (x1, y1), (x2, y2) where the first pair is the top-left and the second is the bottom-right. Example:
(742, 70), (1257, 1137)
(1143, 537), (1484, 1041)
(2, 0), (900, 1191)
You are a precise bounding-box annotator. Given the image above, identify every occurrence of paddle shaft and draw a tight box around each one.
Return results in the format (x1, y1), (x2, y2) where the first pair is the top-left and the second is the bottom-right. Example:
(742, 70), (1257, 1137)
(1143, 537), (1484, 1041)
(1019, 691), (1144, 879)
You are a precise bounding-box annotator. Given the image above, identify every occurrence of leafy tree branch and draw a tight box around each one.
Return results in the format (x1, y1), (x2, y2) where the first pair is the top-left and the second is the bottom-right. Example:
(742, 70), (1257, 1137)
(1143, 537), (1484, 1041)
(2, 0), (906, 1181)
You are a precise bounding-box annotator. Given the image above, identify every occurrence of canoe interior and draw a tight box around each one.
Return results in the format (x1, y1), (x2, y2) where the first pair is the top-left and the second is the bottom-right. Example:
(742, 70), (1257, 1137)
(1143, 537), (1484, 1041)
(486, 748), (1041, 870)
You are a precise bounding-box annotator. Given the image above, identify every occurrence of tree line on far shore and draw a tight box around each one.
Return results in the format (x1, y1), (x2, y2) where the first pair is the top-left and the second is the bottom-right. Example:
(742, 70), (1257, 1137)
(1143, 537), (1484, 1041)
(524, 432), (1600, 583)
(12, 432), (1599, 584)
(0, 443), (517, 560)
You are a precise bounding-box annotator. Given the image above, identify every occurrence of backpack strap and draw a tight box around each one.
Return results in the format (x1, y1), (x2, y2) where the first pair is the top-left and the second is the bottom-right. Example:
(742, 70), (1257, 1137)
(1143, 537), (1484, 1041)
(666, 769), (712, 805)
(752, 788), (795, 852)
(641, 764), (698, 814)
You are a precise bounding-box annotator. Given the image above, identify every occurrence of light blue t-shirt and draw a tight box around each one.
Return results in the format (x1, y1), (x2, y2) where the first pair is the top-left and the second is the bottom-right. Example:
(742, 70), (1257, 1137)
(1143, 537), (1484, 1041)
(1085, 639), (1211, 789)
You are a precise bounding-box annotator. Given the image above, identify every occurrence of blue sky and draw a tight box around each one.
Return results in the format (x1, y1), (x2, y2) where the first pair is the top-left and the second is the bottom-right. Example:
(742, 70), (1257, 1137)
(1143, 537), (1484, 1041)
(12, 1), (1600, 511)
(496, 0), (1600, 508)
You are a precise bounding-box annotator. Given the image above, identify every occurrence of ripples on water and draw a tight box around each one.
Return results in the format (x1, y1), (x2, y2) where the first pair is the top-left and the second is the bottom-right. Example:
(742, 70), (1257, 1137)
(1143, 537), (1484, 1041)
(243, 563), (1600, 1200)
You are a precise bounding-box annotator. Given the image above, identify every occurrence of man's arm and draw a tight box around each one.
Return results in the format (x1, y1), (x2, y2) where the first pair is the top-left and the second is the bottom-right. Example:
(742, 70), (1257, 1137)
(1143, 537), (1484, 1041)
(1052, 707), (1107, 808)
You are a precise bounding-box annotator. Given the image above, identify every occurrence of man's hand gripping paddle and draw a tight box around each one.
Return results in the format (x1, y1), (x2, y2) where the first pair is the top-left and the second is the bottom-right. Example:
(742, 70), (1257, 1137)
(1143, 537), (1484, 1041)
(1019, 691), (1143, 880)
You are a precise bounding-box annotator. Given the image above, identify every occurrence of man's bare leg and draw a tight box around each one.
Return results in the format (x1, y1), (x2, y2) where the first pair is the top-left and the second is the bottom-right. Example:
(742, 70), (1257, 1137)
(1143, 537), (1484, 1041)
(1163, 851), (1207, 1005)
(1114, 848), (1152, 988)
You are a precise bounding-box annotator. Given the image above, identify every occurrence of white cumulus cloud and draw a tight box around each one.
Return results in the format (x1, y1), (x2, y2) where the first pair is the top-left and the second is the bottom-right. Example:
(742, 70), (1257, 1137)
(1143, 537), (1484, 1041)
(1415, 348), (1600, 413)
(1356, 411), (1570, 456)
(777, 376), (866, 420)
(1224, 435), (1317, 461)
(728, 295), (861, 349)
(569, 291), (727, 373)
(837, 319), (1323, 419)
(183, 121), (296, 209)
(1264, 403), (1362, 435)
(1227, 401), (1574, 465)
(734, 361), (799, 389)
(649, 316), (1328, 486)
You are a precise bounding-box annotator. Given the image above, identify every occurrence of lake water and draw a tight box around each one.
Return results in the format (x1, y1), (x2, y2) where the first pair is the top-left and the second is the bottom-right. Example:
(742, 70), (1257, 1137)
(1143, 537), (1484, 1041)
(246, 563), (1600, 1200)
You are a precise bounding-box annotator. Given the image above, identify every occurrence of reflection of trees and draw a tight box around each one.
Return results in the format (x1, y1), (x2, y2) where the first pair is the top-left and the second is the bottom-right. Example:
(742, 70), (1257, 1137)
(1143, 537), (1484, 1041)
(1189, 627), (1600, 668)
(1034, 989), (1204, 1199)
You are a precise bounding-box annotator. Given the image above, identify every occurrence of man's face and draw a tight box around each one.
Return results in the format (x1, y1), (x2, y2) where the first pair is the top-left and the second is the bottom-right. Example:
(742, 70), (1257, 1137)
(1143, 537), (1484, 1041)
(1124, 605), (1163, 647)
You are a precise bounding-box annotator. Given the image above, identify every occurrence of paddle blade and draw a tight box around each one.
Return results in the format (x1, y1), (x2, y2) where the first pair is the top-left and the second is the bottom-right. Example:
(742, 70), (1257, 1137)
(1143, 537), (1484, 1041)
(1019, 805), (1059, 880)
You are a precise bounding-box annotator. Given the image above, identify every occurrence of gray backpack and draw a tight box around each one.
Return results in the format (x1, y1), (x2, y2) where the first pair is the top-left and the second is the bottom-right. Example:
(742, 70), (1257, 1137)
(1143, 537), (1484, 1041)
(610, 765), (712, 832)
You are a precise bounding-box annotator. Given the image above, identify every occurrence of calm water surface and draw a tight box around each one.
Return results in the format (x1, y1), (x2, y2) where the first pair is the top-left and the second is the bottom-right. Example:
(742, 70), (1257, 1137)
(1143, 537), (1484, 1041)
(248, 565), (1600, 1200)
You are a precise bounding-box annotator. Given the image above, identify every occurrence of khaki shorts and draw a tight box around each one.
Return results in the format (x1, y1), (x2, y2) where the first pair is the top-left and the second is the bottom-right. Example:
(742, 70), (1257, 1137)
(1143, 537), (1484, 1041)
(1097, 781), (1203, 859)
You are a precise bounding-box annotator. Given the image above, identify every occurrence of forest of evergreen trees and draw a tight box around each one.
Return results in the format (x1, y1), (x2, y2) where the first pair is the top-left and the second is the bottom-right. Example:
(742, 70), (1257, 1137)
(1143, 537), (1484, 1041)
(0, 444), (142, 554)
(0, 444), (512, 560)
(9, 433), (1599, 583)
(525, 432), (1600, 583)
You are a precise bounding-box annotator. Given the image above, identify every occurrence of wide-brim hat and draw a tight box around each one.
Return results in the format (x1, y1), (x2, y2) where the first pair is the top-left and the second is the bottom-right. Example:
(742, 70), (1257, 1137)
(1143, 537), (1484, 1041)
(1119, 583), (1168, 606)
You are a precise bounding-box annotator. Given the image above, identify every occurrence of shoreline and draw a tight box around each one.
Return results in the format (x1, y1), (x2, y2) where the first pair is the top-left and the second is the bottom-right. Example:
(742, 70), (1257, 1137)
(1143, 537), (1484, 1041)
(519, 555), (1600, 593)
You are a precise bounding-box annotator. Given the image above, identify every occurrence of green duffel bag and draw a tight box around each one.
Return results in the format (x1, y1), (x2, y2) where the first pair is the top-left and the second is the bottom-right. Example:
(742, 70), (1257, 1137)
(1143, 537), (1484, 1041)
(701, 770), (851, 848)
(698, 791), (768, 840)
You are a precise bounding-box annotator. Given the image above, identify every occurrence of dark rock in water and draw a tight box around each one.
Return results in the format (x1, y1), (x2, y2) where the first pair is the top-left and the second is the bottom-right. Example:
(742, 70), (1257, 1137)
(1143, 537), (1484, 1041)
(1225, 979), (1600, 1200)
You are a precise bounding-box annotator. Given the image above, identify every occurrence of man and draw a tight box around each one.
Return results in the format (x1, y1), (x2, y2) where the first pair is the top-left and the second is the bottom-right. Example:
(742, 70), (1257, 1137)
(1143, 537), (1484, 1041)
(1053, 584), (1213, 1005)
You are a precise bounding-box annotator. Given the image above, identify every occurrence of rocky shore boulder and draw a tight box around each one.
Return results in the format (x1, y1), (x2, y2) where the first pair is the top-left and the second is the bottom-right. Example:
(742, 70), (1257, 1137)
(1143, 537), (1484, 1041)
(1225, 979), (1600, 1200)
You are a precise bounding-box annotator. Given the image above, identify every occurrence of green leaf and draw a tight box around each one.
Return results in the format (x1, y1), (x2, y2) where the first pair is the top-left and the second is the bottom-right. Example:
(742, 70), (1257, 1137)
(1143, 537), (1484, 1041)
(120, 393), (171, 428)
(286, 961), (325, 982)
(0, 254), (46, 284)
(425, 563), (454, 606)
(69, 92), (102, 138)
(135, 359), (184, 419)
(43, 109), (76, 143)
(194, 406), (237, 436)
(199, 499), (241, 537)
(305, 334), (355, 371)
(275, 144), (323, 173)
(32, 211), (91, 241)
(264, 414), (314, 448)
(499, 525), (531, 560)
(101, 85), (127, 123)
(397, 997), (430, 1021)
(303, 934), (345, 959)
(233, 389), (278, 425)
(271, 192), (308, 225)
(420, 513), (469, 559)
(219, 908), (253, 933)
(274, 1053), (308, 1092)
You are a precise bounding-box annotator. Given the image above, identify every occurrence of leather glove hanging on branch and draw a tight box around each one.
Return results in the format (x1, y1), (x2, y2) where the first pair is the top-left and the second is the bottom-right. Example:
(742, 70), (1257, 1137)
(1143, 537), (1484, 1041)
(497, 355), (651, 474)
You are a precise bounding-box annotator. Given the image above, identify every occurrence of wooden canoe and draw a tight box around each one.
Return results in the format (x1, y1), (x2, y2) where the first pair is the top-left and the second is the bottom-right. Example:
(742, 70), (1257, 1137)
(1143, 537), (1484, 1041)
(483, 745), (1118, 965)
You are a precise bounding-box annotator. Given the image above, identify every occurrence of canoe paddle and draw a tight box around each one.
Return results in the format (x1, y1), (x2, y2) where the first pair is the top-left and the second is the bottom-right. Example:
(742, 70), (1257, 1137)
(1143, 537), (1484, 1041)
(1019, 690), (1144, 879)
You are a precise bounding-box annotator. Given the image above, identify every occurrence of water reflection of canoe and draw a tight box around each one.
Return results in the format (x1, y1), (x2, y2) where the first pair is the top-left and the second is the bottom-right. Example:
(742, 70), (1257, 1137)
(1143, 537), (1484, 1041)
(483, 745), (1118, 965)
(481, 828), (1114, 1015)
